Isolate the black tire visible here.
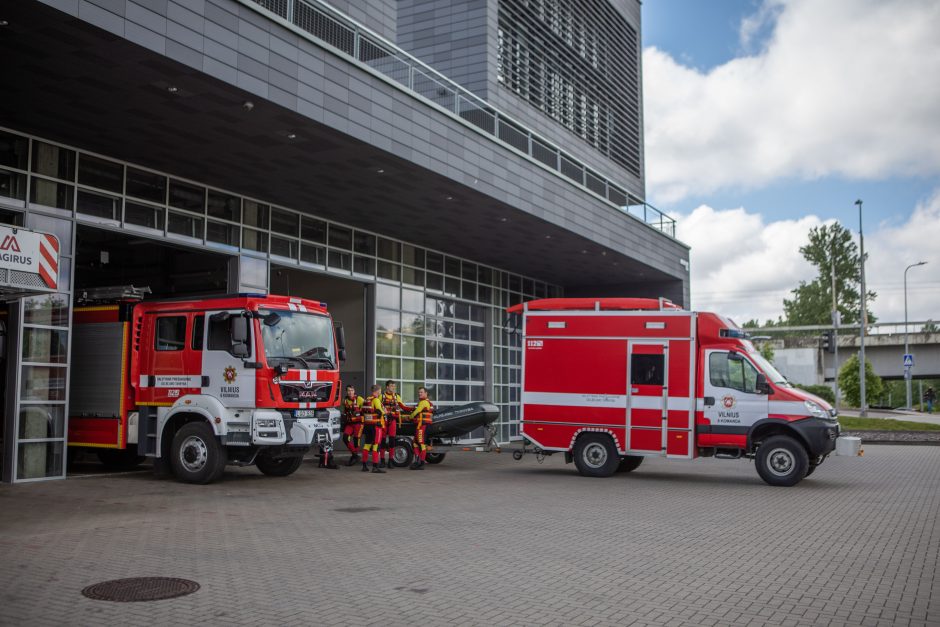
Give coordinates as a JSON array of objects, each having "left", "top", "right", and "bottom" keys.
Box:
[
  {"left": 97, "top": 447, "right": 146, "bottom": 470},
  {"left": 755, "top": 435, "right": 809, "bottom": 487},
  {"left": 425, "top": 451, "right": 446, "bottom": 464},
  {"left": 169, "top": 422, "right": 227, "bottom": 484},
  {"left": 572, "top": 433, "right": 619, "bottom": 477},
  {"left": 391, "top": 438, "right": 414, "bottom": 468},
  {"left": 512, "top": 449, "right": 524, "bottom": 461},
  {"left": 617, "top": 455, "right": 644, "bottom": 473},
  {"left": 256, "top": 453, "right": 304, "bottom": 477}
]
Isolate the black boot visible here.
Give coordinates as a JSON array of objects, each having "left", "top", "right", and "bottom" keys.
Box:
[
  {"left": 347, "top": 454, "right": 359, "bottom": 466},
  {"left": 371, "top": 466, "right": 386, "bottom": 474},
  {"left": 361, "top": 462, "right": 370, "bottom": 472},
  {"left": 410, "top": 460, "right": 420, "bottom": 470},
  {"left": 378, "top": 459, "right": 387, "bottom": 469}
]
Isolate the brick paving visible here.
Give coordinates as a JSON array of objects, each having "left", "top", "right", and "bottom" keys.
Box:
[{"left": 0, "top": 445, "right": 938, "bottom": 627}]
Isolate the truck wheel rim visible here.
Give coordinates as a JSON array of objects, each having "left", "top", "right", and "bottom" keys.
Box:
[
  {"left": 766, "top": 447, "right": 794, "bottom": 477},
  {"left": 583, "top": 443, "right": 608, "bottom": 468},
  {"left": 393, "top": 445, "right": 409, "bottom": 465},
  {"left": 180, "top": 436, "right": 208, "bottom": 472}
]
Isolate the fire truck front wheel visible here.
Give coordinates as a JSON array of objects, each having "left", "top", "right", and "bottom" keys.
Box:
[
  {"left": 170, "top": 422, "right": 227, "bottom": 484},
  {"left": 755, "top": 435, "right": 809, "bottom": 487},
  {"left": 573, "top": 433, "right": 619, "bottom": 477}
]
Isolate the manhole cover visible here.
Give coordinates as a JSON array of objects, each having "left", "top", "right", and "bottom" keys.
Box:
[{"left": 81, "top": 577, "right": 200, "bottom": 602}]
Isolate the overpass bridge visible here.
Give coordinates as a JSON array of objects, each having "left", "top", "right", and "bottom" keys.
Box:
[{"left": 751, "top": 321, "right": 940, "bottom": 385}]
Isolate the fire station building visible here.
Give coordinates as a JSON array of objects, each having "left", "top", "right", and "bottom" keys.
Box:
[{"left": 0, "top": 0, "right": 689, "bottom": 482}]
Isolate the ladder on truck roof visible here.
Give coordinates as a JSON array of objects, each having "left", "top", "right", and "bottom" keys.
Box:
[{"left": 77, "top": 285, "right": 151, "bottom": 304}]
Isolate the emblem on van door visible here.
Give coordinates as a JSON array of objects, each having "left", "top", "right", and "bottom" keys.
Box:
[
  {"left": 223, "top": 366, "right": 237, "bottom": 384},
  {"left": 722, "top": 395, "right": 736, "bottom": 409}
]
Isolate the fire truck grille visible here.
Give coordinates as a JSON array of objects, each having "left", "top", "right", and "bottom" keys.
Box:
[{"left": 279, "top": 382, "right": 332, "bottom": 403}]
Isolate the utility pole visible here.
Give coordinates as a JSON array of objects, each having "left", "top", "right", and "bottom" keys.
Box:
[
  {"left": 831, "top": 239, "right": 840, "bottom": 413},
  {"left": 855, "top": 199, "right": 867, "bottom": 417},
  {"left": 904, "top": 261, "right": 927, "bottom": 409}
]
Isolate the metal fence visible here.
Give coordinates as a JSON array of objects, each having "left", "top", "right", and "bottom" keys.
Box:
[{"left": 245, "top": 0, "right": 677, "bottom": 239}]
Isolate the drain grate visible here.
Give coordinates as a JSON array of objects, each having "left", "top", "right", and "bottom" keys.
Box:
[
  {"left": 333, "top": 506, "right": 383, "bottom": 513},
  {"left": 81, "top": 577, "right": 200, "bottom": 602}
]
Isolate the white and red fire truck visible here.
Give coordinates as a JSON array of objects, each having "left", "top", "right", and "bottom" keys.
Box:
[
  {"left": 68, "top": 287, "right": 343, "bottom": 483},
  {"left": 509, "top": 297, "right": 854, "bottom": 486}
]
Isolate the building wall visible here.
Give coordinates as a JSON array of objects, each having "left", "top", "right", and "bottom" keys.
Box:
[
  {"left": 396, "top": 0, "right": 645, "bottom": 205},
  {"left": 397, "top": 0, "right": 489, "bottom": 97},
  {"left": 321, "top": 0, "right": 398, "bottom": 42}
]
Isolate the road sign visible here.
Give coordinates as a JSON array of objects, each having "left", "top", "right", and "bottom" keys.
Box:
[{"left": 903, "top": 354, "right": 914, "bottom": 367}]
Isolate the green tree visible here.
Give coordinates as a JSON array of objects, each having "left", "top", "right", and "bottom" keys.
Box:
[
  {"left": 923, "top": 320, "right": 939, "bottom": 333},
  {"left": 757, "top": 341, "right": 775, "bottom": 363},
  {"left": 782, "top": 223, "right": 877, "bottom": 326},
  {"left": 837, "top": 354, "right": 884, "bottom": 408}
]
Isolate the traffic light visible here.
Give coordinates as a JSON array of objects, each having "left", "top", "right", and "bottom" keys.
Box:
[{"left": 820, "top": 330, "right": 835, "bottom": 353}]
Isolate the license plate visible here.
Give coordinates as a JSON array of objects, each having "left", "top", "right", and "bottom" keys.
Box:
[{"left": 294, "top": 409, "right": 317, "bottom": 418}]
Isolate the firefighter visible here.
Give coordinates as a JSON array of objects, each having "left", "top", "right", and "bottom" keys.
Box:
[
  {"left": 380, "top": 380, "right": 411, "bottom": 469},
  {"left": 360, "top": 384, "right": 387, "bottom": 473},
  {"left": 408, "top": 386, "right": 434, "bottom": 470},
  {"left": 341, "top": 385, "right": 364, "bottom": 466}
]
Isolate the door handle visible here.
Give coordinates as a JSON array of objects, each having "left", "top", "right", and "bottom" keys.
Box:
[
  {"left": 202, "top": 376, "right": 210, "bottom": 387},
  {"left": 704, "top": 396, "right": 715, "bottom": 407}
]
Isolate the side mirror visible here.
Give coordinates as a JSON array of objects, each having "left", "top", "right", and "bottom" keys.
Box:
[
  {"left": 338, "top": 348, "right": 347, "bottom": 363},
  {"left": 728, "top": 351, "right": 744, "bottom": 362},
  {"left": 232, "top": 316, "right": 248, "bottom": 342},
  {"left": 756, "top": 373, "right": 772, "bottom": 395},
  {"left": 231, "top": 315, "right": 249, "bottom": 357},
  {"left": 335, "top": 324, "right": 346, "bottom": 351}
]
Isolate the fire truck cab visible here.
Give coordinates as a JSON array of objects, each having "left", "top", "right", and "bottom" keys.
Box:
[
  {"left": 510, "top": 298, "right": 851, "bottom": 486},
  {"left": 68, "top": 287, "right": 342, "bottom": 483}
]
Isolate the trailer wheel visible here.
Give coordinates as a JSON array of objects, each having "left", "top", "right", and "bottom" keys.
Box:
[
  {"left": 97, "top": 447, "right": 146, "bottom": 470},
  {"left": 170, "top": 422, "right": 227, "bottom": 484},
  {"left": 755, "top": 435, "right": 808, "bottom": 487},
  {"left": 617, "top": 455, "right": 644, "bottom": 473},
  {"left": 391, "top": 439, "right": 414, "bottom": 468},
  {"left": 256, "top": 453, "right": 304, "bottom": 477},
  {"left": 512, "top": 449, "right": 524, "bottom": 461},
  {"left": 573, "top": 433, "right": 619, "bottom": 477},
  {"left": 425, "top": 452, "right": 446, "bottom": 464}
]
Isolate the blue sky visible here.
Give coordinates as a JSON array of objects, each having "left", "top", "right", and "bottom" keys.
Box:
[{"left": 638, "top": 0, "right": 940, "bottom": 323}]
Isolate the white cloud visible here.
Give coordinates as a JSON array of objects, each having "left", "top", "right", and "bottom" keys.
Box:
[
  {"left": 644, "top": 0, "right": 940, "bottom": 204},
  {"left": 679, "top": 191, "right": 940, "bottom": 324},
  {"left": 866, "top": 190, "right": 940, "bottom": 323}
]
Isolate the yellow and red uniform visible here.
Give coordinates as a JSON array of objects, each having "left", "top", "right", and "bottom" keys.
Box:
[
  {"left": 342, "top": 394, "right": 364, "bottom": 457},
  {"left": 381, "top": 391, "right": 411, "bottom": 464},
  {"left": 409, "top": 398, "right": 434, "bottom": 465},
  {"left": 361, "top": 394, "right": 387, "bottom": 469}
]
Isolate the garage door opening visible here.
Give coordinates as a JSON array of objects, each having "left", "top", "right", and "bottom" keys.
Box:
[
  {"left": 74, "top": 225, "right": 233, "bottom": 299},
  {"left": 271, "top": 266, "right": 368, "bottom": 394}
]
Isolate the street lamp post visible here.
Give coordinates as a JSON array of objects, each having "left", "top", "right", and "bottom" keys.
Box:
[
  {"left": 904, "top": 261, "right": 928, "bottom": 409},
  {"left": 855, "top": 199, "right": 867, "bottom": 417}
]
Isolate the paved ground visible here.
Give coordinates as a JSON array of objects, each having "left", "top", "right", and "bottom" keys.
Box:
[{"left": 1, "top": 446, "right": 938, "bottom": 627}]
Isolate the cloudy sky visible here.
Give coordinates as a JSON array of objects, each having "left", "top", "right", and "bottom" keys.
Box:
[{"left": 641, "top": 0, "right": 940, "bottom": 325}]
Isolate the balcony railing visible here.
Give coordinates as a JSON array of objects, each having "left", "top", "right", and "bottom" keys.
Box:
[{"left": 243, "top": 0, "right": 677, "bottom": 239}]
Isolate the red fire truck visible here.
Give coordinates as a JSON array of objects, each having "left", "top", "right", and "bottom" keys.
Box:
[
  {"left": 68, "top": 287, "right": 343, "bottom": 483},
  {"left": 509, "top": 298, "right": 851, "bottom": 486}
]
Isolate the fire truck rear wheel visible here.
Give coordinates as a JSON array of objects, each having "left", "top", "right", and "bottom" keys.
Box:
[
  {"left": 256, "top": 453, "right": 304, "bottom": 476},
  {"left": 170, "top": 422, "right": 227, "bottom": 484},
  {"left": 573, "top": 433, "right": 619, "bottom": 477},
  {"left": 755, "top": 435, "right": 809, "bottom": 487},
  {"left": 617, "top": 455, "right": 644, "bottom": 473}
]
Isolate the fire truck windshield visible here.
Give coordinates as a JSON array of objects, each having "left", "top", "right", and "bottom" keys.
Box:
[
  {"left": 260, "top": 309, "right": 335, "bottom": 369},
  {"left": 748, "top": 350, "right": 790, "bottom": 386}
]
